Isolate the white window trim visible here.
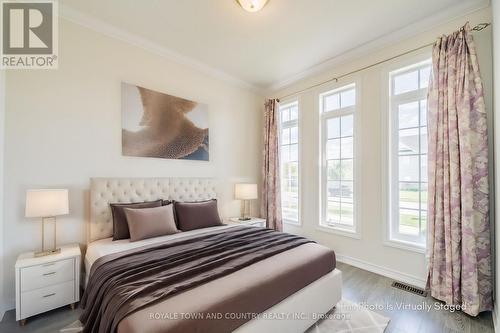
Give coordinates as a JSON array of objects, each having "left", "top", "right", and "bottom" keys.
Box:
[
  {"left": 318, "top": 80, "right": 362, "bottom": 238},
  {"left": 279, "top": 98, "right": 301, "bottom": 226},
  {"left": 381, "top": 50, "right": 431, "bottom": 253},
  {"left": 316, "top": 225, "right": 362, "bottom": 239}
]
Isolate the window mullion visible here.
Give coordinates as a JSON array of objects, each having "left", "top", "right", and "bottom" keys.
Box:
[
  {"left": 339, "top": 116, "right": 343, "bottom": 223},
  {"left": 418, "top": 100, "right": 422, "bottom": 237}
]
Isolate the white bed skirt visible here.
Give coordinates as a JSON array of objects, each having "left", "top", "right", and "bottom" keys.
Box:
[{"left": 234, "top": 268, "right": 342, "bottom": 333}]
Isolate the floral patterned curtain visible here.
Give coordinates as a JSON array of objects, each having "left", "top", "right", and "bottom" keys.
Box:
[
  {"left": 426, "top": 23, "right": 492, "bottom": 316},
  {"left": 261, "top": 99, "right": 282, "bottom": 231}
]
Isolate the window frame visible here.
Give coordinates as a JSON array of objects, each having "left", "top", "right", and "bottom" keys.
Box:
[
  {"left": 278, "top": 99, "right": 301, "bottom": 226},
  {"left": 318, "top": 82, "right": 361, "bottom": 238},
  {"left": 382, "top": 52, "right": 431, "bottom": 252}
]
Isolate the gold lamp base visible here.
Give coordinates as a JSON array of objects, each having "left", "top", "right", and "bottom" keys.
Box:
[
  {"left": 35, "top": 248, "right": 61, "bottom": 257},
  {"left": 35, "top": 216, "right": 60, "bottom": 257},
  {"left": 240, "top": 199, "right": 253, "bottom": 221}
]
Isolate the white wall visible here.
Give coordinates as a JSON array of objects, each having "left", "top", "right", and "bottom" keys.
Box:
[
  {"left": 2, "top": 19, "right": 263, "bottom": 309},
  {"left": 493, "top": 0, "right": 500, "bottom": 330},
  {"left": 272, "top": 7, "right": 493, "bottom": 287},
  {"left": 0, "top": 67, "right": 5, "bottom": 319}
]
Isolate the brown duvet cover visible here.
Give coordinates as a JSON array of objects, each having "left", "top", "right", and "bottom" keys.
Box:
[{"left": 81, "top": 226, "right": 336, "bottom": 333}]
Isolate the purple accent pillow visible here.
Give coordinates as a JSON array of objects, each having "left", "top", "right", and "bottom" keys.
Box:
[
  {"left": 174, "top": 199, "right": 222, "bottom": 231},
  {"left": 110, "top": 200, "right": 162, "bottom": 240},
  {"left": 124, "top": 204, "right": 179, "bottom": 242}
]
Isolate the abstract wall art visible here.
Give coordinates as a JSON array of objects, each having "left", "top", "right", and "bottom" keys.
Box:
[{"left": 121, "top": 82, "right": 209, "bottom": 161}]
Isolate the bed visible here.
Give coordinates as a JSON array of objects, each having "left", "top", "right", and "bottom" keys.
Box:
[{"left": 83, "top": 177, "right": 342, "bottom": 333}]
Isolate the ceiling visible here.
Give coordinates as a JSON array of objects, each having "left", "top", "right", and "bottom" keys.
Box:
[{"left": 61, "top": 0, "right": 487, "bottom": 89}]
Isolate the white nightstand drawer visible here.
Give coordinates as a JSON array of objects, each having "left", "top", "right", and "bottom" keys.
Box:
[
  {"left": 21, "top": 258, "right": 74, "bottom": 292},
  {"left": 16, "top": 244, "right": 81, "bottom": 322},
  {"left": 20, "top": 280, "right": 75, "bottom": 319}
]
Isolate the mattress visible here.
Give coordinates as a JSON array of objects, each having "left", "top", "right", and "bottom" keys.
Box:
[
  {"left": 84, "top": 225, "right": 235, "bottom": 284},
  {"left": 84, "top": 226, "right": 336, "bottom": 333}
]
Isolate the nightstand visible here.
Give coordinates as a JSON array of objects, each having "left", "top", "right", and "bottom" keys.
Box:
[
  {"left": 15, "top": 243, "right": 81, "bottom": 325},
  {"left": 228, "top": 217, "right": 266, "bottom": 228}
]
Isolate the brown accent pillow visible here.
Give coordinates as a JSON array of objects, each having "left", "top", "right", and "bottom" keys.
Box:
[
  {"left": 163, "top": 200, "right": 179, "bottom": 227},
  {"left": 110, "top": 200, "right": 162, "bottom": 240},
  {"left": 124, "top": 204, "right": 179, "bottom": 242},
  {"left": 174, "top": 199, "right": 223, "bottom": 231}
]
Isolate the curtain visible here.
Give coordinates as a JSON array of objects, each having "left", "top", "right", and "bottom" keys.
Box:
[
  {"left": 261, "top": 99, "right": 282, "bottom": 231},
  {"left": 426, "top": 23, "right": 492, "bottom": 316}
]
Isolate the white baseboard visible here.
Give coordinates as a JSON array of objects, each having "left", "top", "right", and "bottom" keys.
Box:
[
  {"left": 493, "top": 305, "right": 500, "bottom": 333},
  {"left": 0, "top": 300, "right": 9, "bottom": 322},
  {"left": 336, "top": 253, "right": 427, "bottom": 288},
  {"left": 1, "top": 299, "right": 15, "bottom": 319}
]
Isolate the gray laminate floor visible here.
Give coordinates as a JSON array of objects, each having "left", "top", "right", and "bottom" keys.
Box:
[
  {"left": 337, "top": 262, "right": 494, "bottom": 333},
  {"left": 0, "top": 262, "right": 494, "bottom": 333}
]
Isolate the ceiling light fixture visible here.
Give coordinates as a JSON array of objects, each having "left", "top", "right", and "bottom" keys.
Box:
[{"left": 236, "top": 0, "right": 269, "bottom": 12}]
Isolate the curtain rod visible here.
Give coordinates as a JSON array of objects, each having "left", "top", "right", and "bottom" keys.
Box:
[{"left": 277, "top": 22, "right": 491, "bottom": 101}]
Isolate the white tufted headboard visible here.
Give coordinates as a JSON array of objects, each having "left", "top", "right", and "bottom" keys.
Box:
[{"left": 89, "top": 177, "right": 217, "bottom": 243}]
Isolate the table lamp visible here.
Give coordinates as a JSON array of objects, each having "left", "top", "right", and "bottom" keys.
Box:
[
  {"left": 25, "top": 189, "right": 69, "bottom": 257},
  {"left": 234, "top": 183, "right": 258, "bottom": 221}
]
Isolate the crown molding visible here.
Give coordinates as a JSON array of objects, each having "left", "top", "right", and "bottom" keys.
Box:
[
  {"left": 268, "top": 0, "right": 491, "bottom": 93},
  {"left": 59, "top": 4, "right": 263, "bottom": 95},
  {"left": 58, "top": 1, "right": 489, "bottom": 96}
]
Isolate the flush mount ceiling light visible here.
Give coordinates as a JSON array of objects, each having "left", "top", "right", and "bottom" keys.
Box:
[{"left": 236, "top": 0, "right": 269, "bottom": 12}]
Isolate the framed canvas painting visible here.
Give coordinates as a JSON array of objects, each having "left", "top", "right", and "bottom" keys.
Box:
[{"left": 121, "top": 82, "right": 209, "bottom": 161}]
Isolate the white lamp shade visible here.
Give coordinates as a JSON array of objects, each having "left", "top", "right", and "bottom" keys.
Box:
[
  {"left": 234, "top": 184, "right": 258, "bottom": 200},
  {"left": 25, "top": 189, "right": 69, "bottom": 218}
]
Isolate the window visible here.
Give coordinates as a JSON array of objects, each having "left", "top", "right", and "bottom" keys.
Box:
[
  {"left": 320, "top": 84, "right": 357, "bottom": 233},
  {"left": 279, "top": 101, "right": 299, "bottom": 224},
  {"left": 388, "top": 60, "right": 431, "bottom": 247}
]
